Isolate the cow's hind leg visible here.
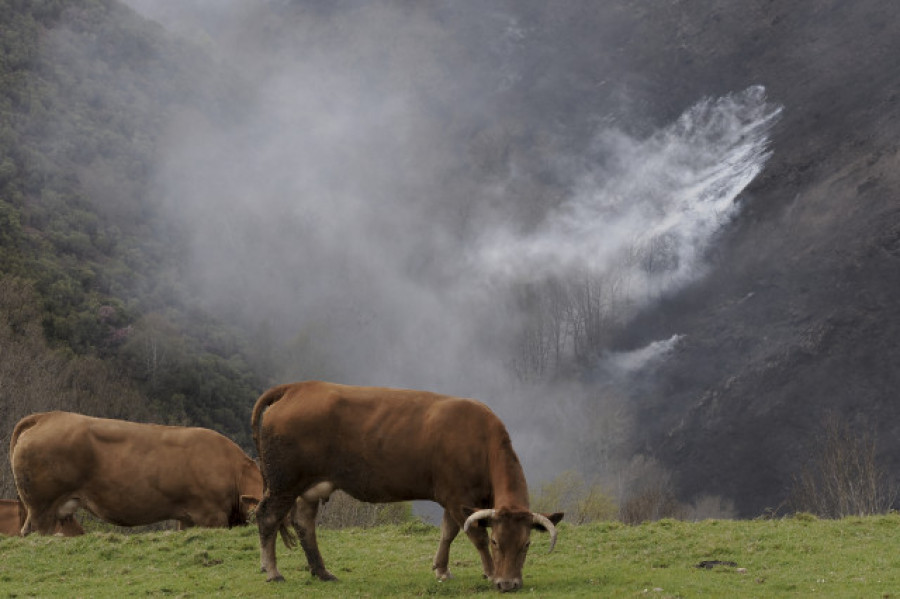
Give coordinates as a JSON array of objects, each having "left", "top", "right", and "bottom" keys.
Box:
[
  {"left": 21, "top": 496, "right": 72, "bottom": 536},
  {"left": 26, "top": 508, "right": 61, "bottom": 536},
  {"left": 256, "top": 492, "right": 296, "bottom": 582},
  {"left": 291, "top": 495, "right": 337, "bottom": 581},
  {"left": 53, "top": 498, "right": 80, "bottom": 537},
  {"left": 432, "top": 510, "right": 460, "bottom": 581}
]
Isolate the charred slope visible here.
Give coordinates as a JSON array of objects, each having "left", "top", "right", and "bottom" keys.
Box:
[{"left": 614, "top": 0, "right": 900, "bottom": 514}]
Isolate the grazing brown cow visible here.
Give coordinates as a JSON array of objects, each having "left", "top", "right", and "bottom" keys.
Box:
[
  {"left": 0, "top": 499, "right": 84, "bottom": 537},
  {"left": 252, "top": 381, "right": 563, "bottom": 592},
  {"left": 9, "top": 411, "right": 263, "bottom": 534}
]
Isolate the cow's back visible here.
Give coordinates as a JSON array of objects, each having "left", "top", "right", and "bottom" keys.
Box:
[{"left": 256, "top": 381, "right": 501, "bottom": 504}]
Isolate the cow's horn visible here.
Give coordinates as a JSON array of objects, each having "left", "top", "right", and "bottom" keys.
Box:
[
  {"left": 532, "top": 512, "right": 558, "bottom": 553},
  {"left": 463, "top": 509, "right": 496, "bottom": 532}
]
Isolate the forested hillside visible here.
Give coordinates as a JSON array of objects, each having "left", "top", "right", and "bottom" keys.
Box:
[
  {"left": 1, "top": 0, "right": 898, "bottom": 518},
  {"left": 0, "top": 0, "right": 266, "bottom": 495}
]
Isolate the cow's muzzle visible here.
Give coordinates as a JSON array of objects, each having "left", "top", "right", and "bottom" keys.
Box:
[{"left": 494, "top": 577, "right": 522, "bottom": 592}]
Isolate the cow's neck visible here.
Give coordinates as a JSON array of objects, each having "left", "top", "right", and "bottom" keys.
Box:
[{"left": 489, "top": 430, "right": 530, "bottom": 510}]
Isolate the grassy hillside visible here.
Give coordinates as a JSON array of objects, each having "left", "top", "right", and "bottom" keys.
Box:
[{"left": 2, "top": 516, "right": 900, "bottom": 597}]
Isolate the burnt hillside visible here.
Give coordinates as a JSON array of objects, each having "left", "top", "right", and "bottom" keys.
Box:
[{"left": 608, "top": 0, "right": 900, "bottom": 514}]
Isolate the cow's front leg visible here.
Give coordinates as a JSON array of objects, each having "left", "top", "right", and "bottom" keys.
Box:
[
  {"left": 256, "top": 493, "right": 296, "bottom": 582},
  {"left": 291, "top": 497, "right": 337, "bottom": 581},
  {"left": 194, "top": 512, "right": 229, "bottom": 528},
  {"left": 432, "top": 510, "right": 460, "bottom": 581},
  {"left": 464, "top": 523, "right": 494, "bottom": 581}
]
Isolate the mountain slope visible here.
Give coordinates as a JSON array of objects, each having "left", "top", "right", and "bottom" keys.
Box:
[
  {"left": 2, "top": 0, "right": 898, "bottom": 516},
  {"left": 611, "top": 0, "right": 900, "bottom": 514}
]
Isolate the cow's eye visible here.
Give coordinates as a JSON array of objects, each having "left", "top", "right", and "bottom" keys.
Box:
[
  {"left": 525, "top": 540, "right": 531, "bottom": 548},
  {"left": 491, "top": 537, "right": 498, "bottom": 547}
]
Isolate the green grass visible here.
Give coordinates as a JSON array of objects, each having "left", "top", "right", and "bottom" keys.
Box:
[{"left": 2, "top": 514, "right": 900, "bottom": 597}]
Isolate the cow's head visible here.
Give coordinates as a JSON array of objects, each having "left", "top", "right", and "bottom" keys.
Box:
[
  {"left": 235, "top": 459, "right": 264, "bottom": 525},
  {"left": 239, "top": 495, "right": 260, "bottom": 523},
  {"left": 464, "top": 507, "right": 563, "bottom": 592}
]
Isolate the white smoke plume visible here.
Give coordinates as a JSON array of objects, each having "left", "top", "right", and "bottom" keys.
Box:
[
  {"left": 607, "top": 334, "right": 684, "bottom": 374},
  {"left": 475, "top": 85, "right": 782, "bottom": 306},
  {"left": 132, "top": 5, "right": 781, "bottom": 390}
]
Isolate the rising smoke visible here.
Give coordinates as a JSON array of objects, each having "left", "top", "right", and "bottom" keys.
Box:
[
  {"left": 476, "top": 86, "right": 781, "bottom": 295},
  {"left": 121, "top": 1, "right": 781, "bottom": 488}
]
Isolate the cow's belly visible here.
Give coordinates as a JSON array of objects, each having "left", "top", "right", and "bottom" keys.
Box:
[
  {"left": 292, "top": 446, "right": 439, "bottom": 504},
  {"left": 77, "top": 481, "right": 201, "bottom": 526},
  {"left": 86, "top": 504, "right": 178, "bottom": 526},
  {"left": 336, "top": 475, "right": 433, "bottom": 504}
]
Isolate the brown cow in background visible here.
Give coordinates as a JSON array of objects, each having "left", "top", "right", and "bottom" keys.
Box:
[
  {"left": 9, "top": 411, "right": 264, "bottom": 534},
  {"left": 252, "top": 381, "right": 563, "bottom": 592},
  {"left": 0, "top": 499, "right": 83, "bottom": 537}
]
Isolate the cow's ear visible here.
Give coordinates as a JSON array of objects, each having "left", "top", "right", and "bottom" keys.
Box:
[
  {"left": 461, "top": 506, "right": 491, "bottom": 528},
  {"left": 240, "top": 495, "right": 260, "bottom": 520},
  {"left": 532, "top": 512, "right": 564, "bottom": 531}
]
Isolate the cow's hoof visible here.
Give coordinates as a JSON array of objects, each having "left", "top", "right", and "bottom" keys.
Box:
[
  {"left": 434, "top": 569, "right": 453, "bottom": 581},
  {"left": 266, "top": 574, "right": 285, "bottom": 583},
  {"left": 314, "top": 570, "right": 338, "bottom": 582}
]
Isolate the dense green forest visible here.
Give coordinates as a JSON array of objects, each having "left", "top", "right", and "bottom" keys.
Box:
[{"left": 0, "top": 0, "right": 269, "bottom": 495}]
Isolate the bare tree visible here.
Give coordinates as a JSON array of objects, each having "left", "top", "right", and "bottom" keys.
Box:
[
  {"left": 616, "top": 455, "right": 686, "bottom": 524},
  {"left": 315, "top": 491, "right": 412, "bottom": 529},
  {"left": 789, "top": 414, "right": 896, "bottom": 518},
  {"left": 0, "top": 277, "right": 154, "bottom": 498}
]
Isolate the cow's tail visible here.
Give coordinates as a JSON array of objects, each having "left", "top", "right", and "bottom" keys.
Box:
[
  {"left": 278, "top": 516, "right": 298, "bottom": 550},
  {"left": 17, "top": 498, "right": 27, "bottom": 531},
  {"left": 8, "top": 412, "right": 43, "bottom": 463},
  {"left": 250, "top": 385, "right": 298, "bottom": 550},
  {"left": 9, "top": 413, "right": 44, "bottom": 533},
  {"left": 251, "top": 384, "right": 292, "bottom": 456}
]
